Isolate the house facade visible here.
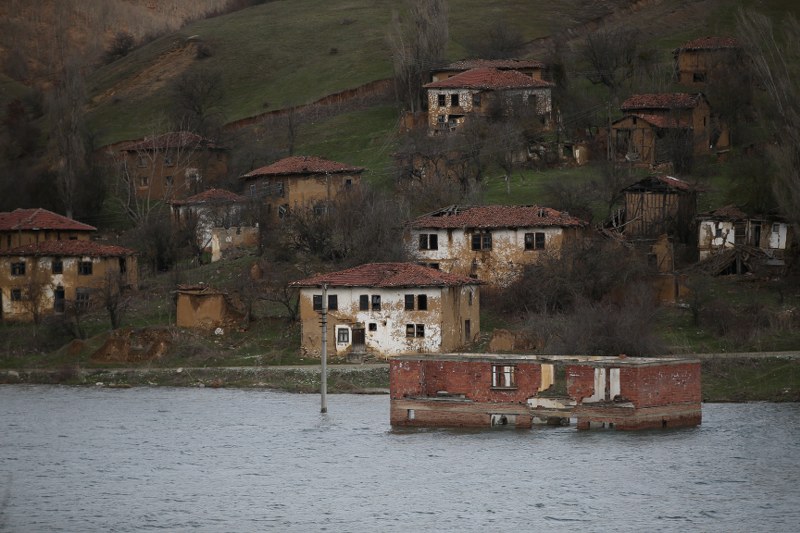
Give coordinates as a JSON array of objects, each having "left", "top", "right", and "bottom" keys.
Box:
[
  {"left": 673, "top": 36, "right": 740, "bottom": 87},
  {"left": 0, "top": 240, "right": 138, "bottom": 321},
  {"left": 291, "top": 263, "right": 481, "bottom": 360},
  {"left": 423, "top": 67, "right": 554, "bottom": 134},
  {"left": 175, "top": 284, "right": 243, "bottom": 329},
  {"left": 621, "top": 175, "right": 698, "bottom": 243},
  {"left": 240, "top": 155, "right": 363, "bottom": 224},
  {"left": 169, "top": 188, "right": 257, "bottom": 262},
  {"left": 611, "top": 93, "right": 727, "bottom": 165},
  {"left": 430, "top": 58, "right": 546, "bottom": 83},
  {"left": 120, "top": 131, "right": 228, "bottom": 201},
  {"left": 0, "top": 208, "right": 95, "bottom": 251},
  {"left": 390, "top": 353, "right": 702, "bottom": 430},
  {"left": 697, "top": 205, "right": 792, "bottom": 261},
  {"left": 407, "top": 205, "right": 588, "bottom": 287}
]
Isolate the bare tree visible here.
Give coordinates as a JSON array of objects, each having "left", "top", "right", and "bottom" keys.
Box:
[
  {"left": 170, "top": 68, "right": 225, "bottom": 137},
  {"left": 466, "top": 19, "right": 527, "bottom": 59},
  {"left": 387, "top": 0, "right": 449, "bottom": 113},
  {"left": 582, "top": 27, "right": 649, "bottom": 103},
  {"left": 101, "top": 270, "right": 130, "bottom": 329},
  {"left": 737, "top": 10, "right": 800, "bottom": 242}
]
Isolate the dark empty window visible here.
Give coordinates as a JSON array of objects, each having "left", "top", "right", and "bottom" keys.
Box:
[
  {"left": 524, "top": 232, "right": 545, "bottom": 250},
  {"left": 693, "top": 72, "right": 707, "bottom": 83},
  {"left": 406, "top": 323, "right": 425, "bottom": 338},
  {"left": 313, "top": 295, "right": 323, "bottom": 311},
  {"left": 52, "top": 259, "right": 63, "bottom": 274},
  {"left": 359, "top": 295, "right": 369, "bottom": 311},
  {"left": 472, "top": 93, "right": 481, "bottom": 107},
  {"left": 328, "top": 295, "right": 337, "bottom": 310},
  {"left": 419, "top": 233, "right": 438, "bottom": 250},
  {"left": 471, "top": 232, "right": 492, "bottom": 250},
  {"left": 417, "top": 294, "right": 427, "bottom": 310},
  {"left": 438, "top": 94, "right": 446, "bottom": 106},
  {"left": 11, "top": 288, "right": 22, "bottom": 301},
  {"left": 405, "top": 294, "right": 415, "bottom": 310},
  {"left": 11, "top": 262, "right": 25, "bottom": 276},
  {"left": 78, "top": 261, "right": 93, "bottom": 276},
  {"left": 368, "top": 322, "right": 377, "bottom": 331},
  {"left": 371, "top": 295, "right": 381, "bottom": 311},
  {"left": 451, "top": 94, "right": 459, "bottom": 106}
]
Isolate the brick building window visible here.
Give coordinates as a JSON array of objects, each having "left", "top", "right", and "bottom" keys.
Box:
[
  {"left": 471, "top": 232, "right": 492, "bottom": 250},
  {"left": 359, "top": 295, "right": 369, "bottom": 311},
  {"left": 52, "top": 259, "right": 63, "bottom": 274},
  {"left": 11, "top": 262, "right": 25, "bottom": 276},
  {"left": 10, "top": 288, "right": 22, "bottom": 301},
  {"left": 78, "top": 261, "right": 93, "bottom": 276},
  {"left": 419, "top": 233, "right": 438, "bottom": 250},
  {"left": 492, "top": 365, "right": 516, "bottom": 388},
  {"left": 524, "top": 232, "right": 545, "bottom": 250},
  {"left": 406, "top": 323, "right": 425, "bottom": 338}
]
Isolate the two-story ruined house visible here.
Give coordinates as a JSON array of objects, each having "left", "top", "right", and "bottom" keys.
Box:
[
  {"left": 0, "top": 240, "right": 138, "bottom": 321},
  {"left": 169, "top": 188, "right": 256, "bottom": 262},
  {"left": 407, "top": 205, "right": 588, "bottom": 287},
  {"left": 120, "top": 131, "right": 228, "bottom": 201},
  {"left": 0, "top": 208, "right": 96, "bottom": 251},
  {"left": 673, "top": 36, "right": 741, "bottom": 88},
  {"left": 240, "top": 156, "right": 363, "bottom": 224},
  {"left": 291, "top": 263, "right": 481, "bottom": 360},
  {"left": 423, "top": 67, "right": 554, "bottom": 134},
  {"left": 611, "top": 93, "right": 728, "bottom": 167}
]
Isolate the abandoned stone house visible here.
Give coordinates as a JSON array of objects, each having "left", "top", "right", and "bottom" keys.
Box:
[
  {"left": 175, "top": 284, "right": 244, "bottom": 329},
  {"left": 430, "top": 58, "right": 547, "bottom": 83},
  {"left": 0, "top": 208, "right": 95, "bottom": 251},
  {"left": 695, "top": 205, "right": 792, "bottom": 274},
  {"left": 0, "top": 240, "right": 138, "bottom": 321},
  {"left": 119, "top": 131, "right": 228, "bottom": 201},
  {"left": 240, "top": 155, "right": 363, "bottom": 224},
  {"left": 423, "top": 67, "right": 554, "bottom": 134},
  {"left": 169, "top": 188, "right": 257, "bottom": 262},
  {"left": 620, "top": 175, "right": 698, "bottom": 244},
  {"left": 291, "top": 262, "right": 481, "bottom": 360},
  {"left": 673, "top": 36, "right": 740, "bottom": 88},
  {"left": 611, "top": 93, "right": 728, "bottom": 166},
  {"left": 407, "top": 205, "right": 588, "bottom": 287},
  {"left": 390, "top": 353, "right": 702, "bottom": 430}
]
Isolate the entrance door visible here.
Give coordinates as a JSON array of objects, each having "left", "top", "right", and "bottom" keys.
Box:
[
  {"left": 352, "top": 328, "right": 366, "bottom": 352},
  {"left": 464, "top": 319, "right": 471, "bottom": 342},
  {"left": 54, "top": 286, "right": 65, "bottom": 313},
  {"left": 751, "top": 223, "right": 762, "bottom": 247}
]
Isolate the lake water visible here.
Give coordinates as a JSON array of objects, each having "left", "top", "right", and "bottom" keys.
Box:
[{"left": 1, "top": 386, "right": 798, "bottom": 532}]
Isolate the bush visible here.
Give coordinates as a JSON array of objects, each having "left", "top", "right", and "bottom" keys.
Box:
[{"left": 103, "top": 32, "right": 136, "bottom": 64}]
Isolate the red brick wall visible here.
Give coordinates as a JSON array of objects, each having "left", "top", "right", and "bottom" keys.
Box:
[
  {"left": 390, "top": 359, "right": 542, "bottom": 403},
  {"left": 566, "top": 365, "right": 596, "bottom": 401},
  {"left": 620, "top": 363, "right": 701, "bottom": 407}
]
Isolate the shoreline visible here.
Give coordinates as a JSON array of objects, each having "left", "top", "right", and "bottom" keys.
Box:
[{"left": 1, "top": 354, "right": 799, "bottom": 402}]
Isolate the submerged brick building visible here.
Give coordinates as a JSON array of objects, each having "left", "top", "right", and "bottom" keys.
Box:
[{"left": 390, "top": 354, "right": 701, "bottom": 431}]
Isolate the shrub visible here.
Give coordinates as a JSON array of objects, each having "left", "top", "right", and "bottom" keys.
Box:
[{"left": 103, "top": 32, "right": 136, "bottom": 64}]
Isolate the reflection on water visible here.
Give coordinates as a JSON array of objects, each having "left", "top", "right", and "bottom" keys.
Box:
[{"left": 1, "top": 386, "right": 799, "bottom": 532}]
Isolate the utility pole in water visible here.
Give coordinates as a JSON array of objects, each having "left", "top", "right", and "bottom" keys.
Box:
[{"left": 320, "top": 284, "right": 328, "bottom": 413}]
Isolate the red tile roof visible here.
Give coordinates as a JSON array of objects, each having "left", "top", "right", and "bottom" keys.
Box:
[
  {"left": 170, "top": 188, "right": 248, "bottom": 206},
  {"left": 0, "top": 208, "right": 96, "bottom": 232},
  {"left": 624, "top": 175, "right": 695, "bottom": 193},
  {"left": 122, "top": 131, "right": 222, "bottom": 151},
  {"left": 291, "top": 262, "right": 479, "bottom": 288},
  {"left": 679, "top": 37, "right": 738, "bottom": 50},
  {"left": 621, "top": 93, "right": 703, "bottom": 111},
  {"left": 613, "top": 113, "right": 690, "bottom": 129},
  {"left": 699, "top": 205, "right": 748, "bottom": 220},
  {"left": 435, "top": 59, "right": 546, "bottom": 72},
  {"left": 410, "top": 205, "right": 587, "bottom": 230},
  {"left": 425, "top": 68, "right": 554, "bottom": 90},
  {"left": 0, "top": 240, "right": 136, "bottom": 257},
  {"left": 241, "top": 156, "right": 365, "bottom": 179}
]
